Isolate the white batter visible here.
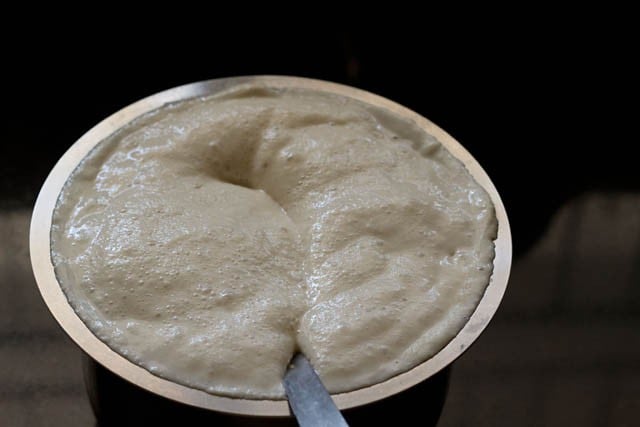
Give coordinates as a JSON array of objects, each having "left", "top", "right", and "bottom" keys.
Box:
[{"left": 51, "top": 85, "right": 497, "bottom": 399}]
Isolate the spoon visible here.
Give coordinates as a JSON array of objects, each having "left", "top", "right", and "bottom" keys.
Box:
[{"left": 283, "top": 353, "right": 349, "bottom": 427}]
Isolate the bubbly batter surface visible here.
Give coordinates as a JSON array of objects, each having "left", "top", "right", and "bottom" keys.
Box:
[{"left": 51, "top": 85, "right": 497, "bottom": 399}]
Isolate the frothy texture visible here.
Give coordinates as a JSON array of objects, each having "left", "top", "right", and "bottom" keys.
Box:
[{"left": 51, "top": 86, "right": 497, "bottom": 399}]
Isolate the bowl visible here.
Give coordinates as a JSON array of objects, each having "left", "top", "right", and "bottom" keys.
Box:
[{"left": 30, "top": 76, "right": 511, "bottom": 417}]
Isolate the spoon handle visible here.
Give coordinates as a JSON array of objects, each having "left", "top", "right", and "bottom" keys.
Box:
[{"left": 283, "top": 353, "right": 349, "bottom": 427}]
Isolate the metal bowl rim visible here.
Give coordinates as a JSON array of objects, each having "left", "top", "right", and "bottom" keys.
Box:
[{"left": 29, "top": 76, "right": 512, "bottom": 417}]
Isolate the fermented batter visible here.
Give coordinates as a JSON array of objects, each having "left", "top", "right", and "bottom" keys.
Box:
[{"left": 51, "top": 85, "right": 497, "bottom": 399}]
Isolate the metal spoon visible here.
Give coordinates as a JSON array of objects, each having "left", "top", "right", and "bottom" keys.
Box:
[{"left": 283, "top": 353, "right": 349, "bottom": 427}]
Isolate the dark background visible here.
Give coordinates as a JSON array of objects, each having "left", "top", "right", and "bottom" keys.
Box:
[
  {"left": 3, "top": 20, "right": 636, "bottom": 253},
  {"left": 2, "top": 17, "right": 638, "bottom": 426}
]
